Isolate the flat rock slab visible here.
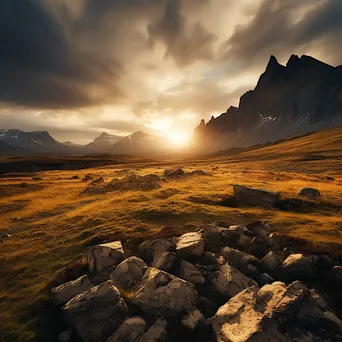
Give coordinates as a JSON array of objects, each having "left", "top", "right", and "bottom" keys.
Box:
[
  {"left": 51, "top": 275, "right": 94, "bottom": 306},
  {"left": 87, "top": 241, "right": 126, "bottom": 274},
  {"left": 63, "top": 280, "right": 128, "bottom": 342},
  {"left": 108, "top": 317, "right": 146, "bottom": 342},
  {"left": 233, "top": 184, "right": 280, "bottom": 208}
]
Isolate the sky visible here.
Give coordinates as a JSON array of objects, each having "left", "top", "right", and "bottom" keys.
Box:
[{"left": 1, "top": 0, "right": 342, "bottom": 144}]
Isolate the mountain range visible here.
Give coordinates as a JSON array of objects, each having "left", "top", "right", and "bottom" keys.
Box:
[
  {"left": 2, "top": 54, "right": 342, "bottom": 157},
  {"left": 194, "top": 54, "right": 342, "bottom": 152},
  {"left": 0, "top": 129, "right": 168, "bottom": 156}
]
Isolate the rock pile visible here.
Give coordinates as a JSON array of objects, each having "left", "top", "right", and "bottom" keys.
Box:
[{"left": 51, "top": 221, "right": 342, "bottom": 342}]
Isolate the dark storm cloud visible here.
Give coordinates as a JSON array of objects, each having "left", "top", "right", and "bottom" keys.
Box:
[
  {"left": 221, "top": 0, "right": 342, "bottom": 71},
  {"left": 0, "top": 0, "right": 123, "bottom": 109},
  {"left": 147, "top": 0, "right": 216, "bottom": 66}
]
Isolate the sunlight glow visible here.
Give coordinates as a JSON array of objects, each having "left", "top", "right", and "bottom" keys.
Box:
[{"left": 167, "top": 131, "right": 191, "bottom": 147}]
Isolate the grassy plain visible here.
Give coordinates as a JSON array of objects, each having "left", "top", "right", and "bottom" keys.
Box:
[{"left": 0, "top": 127, "right": 342, "bottom": 341}]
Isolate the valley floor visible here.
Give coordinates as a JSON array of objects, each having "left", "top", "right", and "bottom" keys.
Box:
[{"left": 0, "top": 127, "right": 342, "bottom": 341}]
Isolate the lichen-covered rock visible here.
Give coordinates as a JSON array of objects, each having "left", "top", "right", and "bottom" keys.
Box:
[
  {"left": 139, "top": 318, "right": 168, "bottom": 342},
  {"left": 233, "top": 184, "right": 280, "bottom": 208},
  {"left": 214, "top": 264, "right": 257, "bottom": 298},
  {"left": 51, "top": 275, "right": 94, "bottom": 306},
  {"left": 211, "top": 281, "right": 342, "bottom": 342},
  {"left": 176, "top": 232, "right": 205, "bottom": 258},
  {"left": 111, "top": 257, "right": 147, "bottom": 291},
  {"left": 297, "top": 187, "right": 320, "bottom": 200},
  {"left": 330, "top": 265, "right": 342, "bottom": 287},
  {"left": 107, "top": 317, "right": 146, "bottom": 342},
  {"left": 152, "top": 251, "right": 177, "bottom": 271},
  {"left": 180, "top": 260, "right": 205, "bottom": 285},
  {"left": 181, "top": 309, "right": 205, "bottom": 330},
  {"left": 278, "top": 253, "right": 317, "bottom": 281},
  {"left": 120, "top": 267, "right": 198, "bottom": 316},
  {"left": 63, "top": 281, "right": 128, "bottom": 342},
  {"left": 87, "top": 241, "right": 126, "bottom": 275}
]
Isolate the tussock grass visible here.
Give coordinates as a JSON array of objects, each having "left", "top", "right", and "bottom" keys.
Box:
[{"left": 0, "top": 127, "right": 342, "bottom": 341}]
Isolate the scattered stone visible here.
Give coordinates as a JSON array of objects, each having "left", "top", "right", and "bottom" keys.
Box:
[
  {"left": 211, "top": 281, "right": 341, "bottom": 342},
  {"left": 107, "top": 317, "right": 146, "bottom": 342},
  {"left": 57, "top": 328, "right": 73, "bottom": 342},
  {"left": 220, "top": 247, "right": 259, "bottom": 272},
  {"left": 233, "top": 184, "right": 280, "bottom": 208},
  {"left": 181, "top": 309, "right": 205, "bottom": 330},
  {"left": 257, "top": 272, "right": 274, "bottom": 286},
  {"left": 111, "top": 257, "right": 148, "bottom": 291},
  {"left": 139, "top": 238, "right": 175, "bottom": 261},
  {"left": 176, "top": 232, "right": 205, "bottom": 258},
  {"left": 107, "top": 173, "right": 161, "bottom": 191},
  {"left": 51, "top": 275, "right": 94, "bottom": 306},
  {"left": 260, "top": 251, "right": 282, "bottom": 272},
  {"left": 180, "top": 260, "right": 205, "bottom": 285},
  {"left": 117, "top": 267, "right": 198, "bottom": 316},
  {"left": 63, "top": 280, "right": 128, "bottom": 342},
  {"left": 139, "top": 318, "right": 168, "bottom": 342},
  {"left": 82, "top": 175, "right": 94, "bottom": 182},
  {"left": 87, "top": 241, "right": 126, "bottom": 275},
  {"left": 278, "top": 253, "right": 317, "bottom": 281},
  {"left": 152, "top": 251, "right": 177, "bottom": 272},
  {"left": 214, "top": 264, "right": 257, "bottom": 298},
  {"left": 190, "top": 170, "right": 208, "bottom": 176},
  {"left": 297, "top": 187, "right": 321, "bottom": 200},
  {"left": 164, "top": 168, "right": 184, "bottom": 177}
]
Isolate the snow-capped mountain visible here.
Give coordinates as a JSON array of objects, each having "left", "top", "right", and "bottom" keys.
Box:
[{"left": 86, "top": 132, "right": 123, "bottom": 152}]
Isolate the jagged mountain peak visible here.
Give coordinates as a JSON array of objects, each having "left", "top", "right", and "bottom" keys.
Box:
[{"left": 194, "top": 54, "right": 342, "bottom": 153}]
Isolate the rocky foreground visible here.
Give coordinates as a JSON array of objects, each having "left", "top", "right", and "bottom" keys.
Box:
[{"left": 51, "top": 214, "right": 342, "bottom": 342}]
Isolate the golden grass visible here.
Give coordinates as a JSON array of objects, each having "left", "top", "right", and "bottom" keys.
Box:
[{"left": 0, "top": 127, "right": 342, "bottom": 341}]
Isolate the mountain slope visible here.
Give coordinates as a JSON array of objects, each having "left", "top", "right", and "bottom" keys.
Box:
[
  {"left": 86, "top": 132, "right": 123, "bottom": 152},
  {"left": 194, "top": 55, "right": 342, "bottom": 152},
  {"left": 111, "top": 131, "right": 169, "bottom": 154}
]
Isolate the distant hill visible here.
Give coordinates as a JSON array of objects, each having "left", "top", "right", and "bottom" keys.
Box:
[
  {"left": 0, "top": 129, "right": 170, "bottom": 156},
  {"left": 194, "top": 54, "right": 342, "bottom": 152}
]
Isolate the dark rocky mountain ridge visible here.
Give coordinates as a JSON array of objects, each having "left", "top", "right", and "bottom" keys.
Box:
[{"left": 194, "top": 54, "right": 342, "bottom": 152}]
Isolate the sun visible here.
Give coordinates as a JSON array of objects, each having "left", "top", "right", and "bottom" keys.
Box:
[{"left": 167, "top": 131, "right": 191, "bottom": 147}]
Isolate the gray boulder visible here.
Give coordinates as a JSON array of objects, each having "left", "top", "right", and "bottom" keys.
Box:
[
  {"left": 117, "top": 266, "right": 198, "bottom": 316},
  {"left": 152, "top": 251, "right": 177, "bottom": 272},
  {"left": 176, "top": 232, "right": 205, "bottom": 258},
  {"left": 139, "top": 238, "right": 175, "bottom": 261},
  {"left": 107, "top": 317, "right": 146, "bottom": 342},
  {"left": 111, "top": 256, "right": 148, "bottom": 291},
  {"left": 214, "top": 264, "right": 257, "bottom": 298},
  {"left": 211, "top": 280, "right": 342, "bottom": 342},
  {"left": 278, "top": 253, "right": 317, "bottom": 281},
  {"left": 87, "top": 241, "right": 126, "bottom": 275},
  {"left": 180, "top": 260, "right": 205, "bottom": 285},
  {"left": 139, "top": 318, "right": 168, "bottom": 342},
  {"left": 297, "top": 187, "right": 321, "bottom": 200},
  {"left": 233, "top": 184, "right": 280, "bottom": 208},
  {"left": 181, "top": 309, "right": 205, "bottom": 330},
  {"left": 164, "top": 168, "right": 184, "bottom": 177},
  {"left": 63, "top": 280, "right": 128, "bottom": 342},
  {"left": 221, "top": 247, "right": 259, "bottom": 272},
  {"left": 260, "top": 251, "right": 282, "bottom": 272},
  {"left": 51, "top": 275, "right": 94, "bottom": 306}
]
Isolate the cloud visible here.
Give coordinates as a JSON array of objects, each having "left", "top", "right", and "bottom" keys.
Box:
[{"left": 1, "top": 0, "right": 342, "bottom": 142}]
